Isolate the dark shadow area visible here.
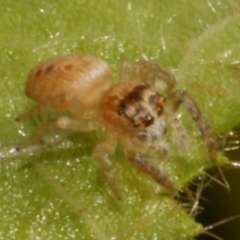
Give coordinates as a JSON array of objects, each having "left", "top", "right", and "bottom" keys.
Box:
[{"left": 196, "top": 129, "right": 240, "bottom": 240}]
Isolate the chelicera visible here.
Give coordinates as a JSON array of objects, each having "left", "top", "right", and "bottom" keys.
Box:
[{"left": 16, "top": 54, "right": 217, "bottom": 198}]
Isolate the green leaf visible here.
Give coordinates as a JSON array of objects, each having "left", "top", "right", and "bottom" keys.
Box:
[{"left": 0, "top": 1, "right": 239, "bottom": 239}]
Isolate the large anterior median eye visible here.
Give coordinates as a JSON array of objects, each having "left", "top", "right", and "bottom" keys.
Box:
[
  {"left": 145, "top": 114, "right": 154, "bottom": 127},
  {"left": 133, "top": 114, "right": 154, "bottom": 128}
]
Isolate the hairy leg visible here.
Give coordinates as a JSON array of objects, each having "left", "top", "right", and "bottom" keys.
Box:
[
  {"left": 167, "top": 90, "right": 217, "bottom": 161},
  {"left": 133, "top": 60, "right": 176, "bottom": 93},
  {"left": 171, "top": 116, "right": 189, "bottom": 153},
  {"left": 17, "top": 116, "right": 99, "bottom": 150},
  {"left": 119, "top": 59, "right": 176, "bottom": 93},
  {"left": 119, "top": 60, "right": 131, "bottom": 82},
  {"left": 127, "top": 152, "right": 175, "bottom": 191},
  {"left": 16, "top": 94, "right": 95, "bottom": 122},
  {"left": 93, "top": 132, "right": 121, "bottom": 198}
]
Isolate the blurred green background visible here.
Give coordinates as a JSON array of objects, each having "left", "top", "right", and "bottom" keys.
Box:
[{"left": 0, "top": 1, "right": 240, "bottom": 239}]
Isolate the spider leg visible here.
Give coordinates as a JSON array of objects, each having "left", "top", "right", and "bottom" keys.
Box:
[
  {"left": 119, "top": 59, "right": 175, "bottom": 93},
  {"left": 127, "top": 152, "right": 175, "bottom": 191},
  {"left": 93, "top": 133, "right": 121, "bottom": 199},
  {"left": 16, "top": 116, "right": 99, "bottom": 150},
  {"left": 119, "top": 59, "right": 131, "bottom": 82},
  {"left": 167, "top": 90, "right": 217, "bottom": 162},
  {"left": 16, "top": 94, "right": 95, "bottom": 122},
  {"left": 171, "top": 116, "right": 189, "bottom": 153},
  {"left": 133, "top": 60, "right": 176, "bottom": 93}
]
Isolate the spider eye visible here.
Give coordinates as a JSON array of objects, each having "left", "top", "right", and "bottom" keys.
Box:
[
  {"left": 145, "top": 115, "right": 154, "bottom": 126},
  {"left": 118, "top": 108, "right": 124, "bottom": 115},
  {"left": 118, "top": 104, "right": 126, "bottom": 115},
  {"left": 133, "top": 115, "right": 154, "bottom": 128}
]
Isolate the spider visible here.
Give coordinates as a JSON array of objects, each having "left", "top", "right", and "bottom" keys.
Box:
[{"left": 16, "top": 54, "right": 217, "bottom": 198}]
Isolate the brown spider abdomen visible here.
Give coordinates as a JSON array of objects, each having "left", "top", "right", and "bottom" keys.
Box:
[{"left": 25, "top": 55, "right": 111, "bottom": 110}]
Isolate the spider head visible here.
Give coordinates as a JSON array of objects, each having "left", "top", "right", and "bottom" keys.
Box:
[{"left": 117, "top": 83, "right": 166, "bottom": 141}]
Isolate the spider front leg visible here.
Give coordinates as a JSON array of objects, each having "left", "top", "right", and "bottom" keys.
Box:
[
  {"left": 93, "top": 132, "right": 121, "bottom": 199},
  {"left": 119, "top": 59, "right": 176, "bottom": 93},
  {"left": 136, "top": 60, "right": 176, "bottom": 92},
  {"left": 167, "top": 90, "right": 217, "bottom": 162},
  {"left": 127, "top": 152, "right": 175, "bottom": 191}
]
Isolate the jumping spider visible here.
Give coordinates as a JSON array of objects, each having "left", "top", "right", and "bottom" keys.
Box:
[{"left": 16, "top": 55, "right": 217, "bottom": 198}]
